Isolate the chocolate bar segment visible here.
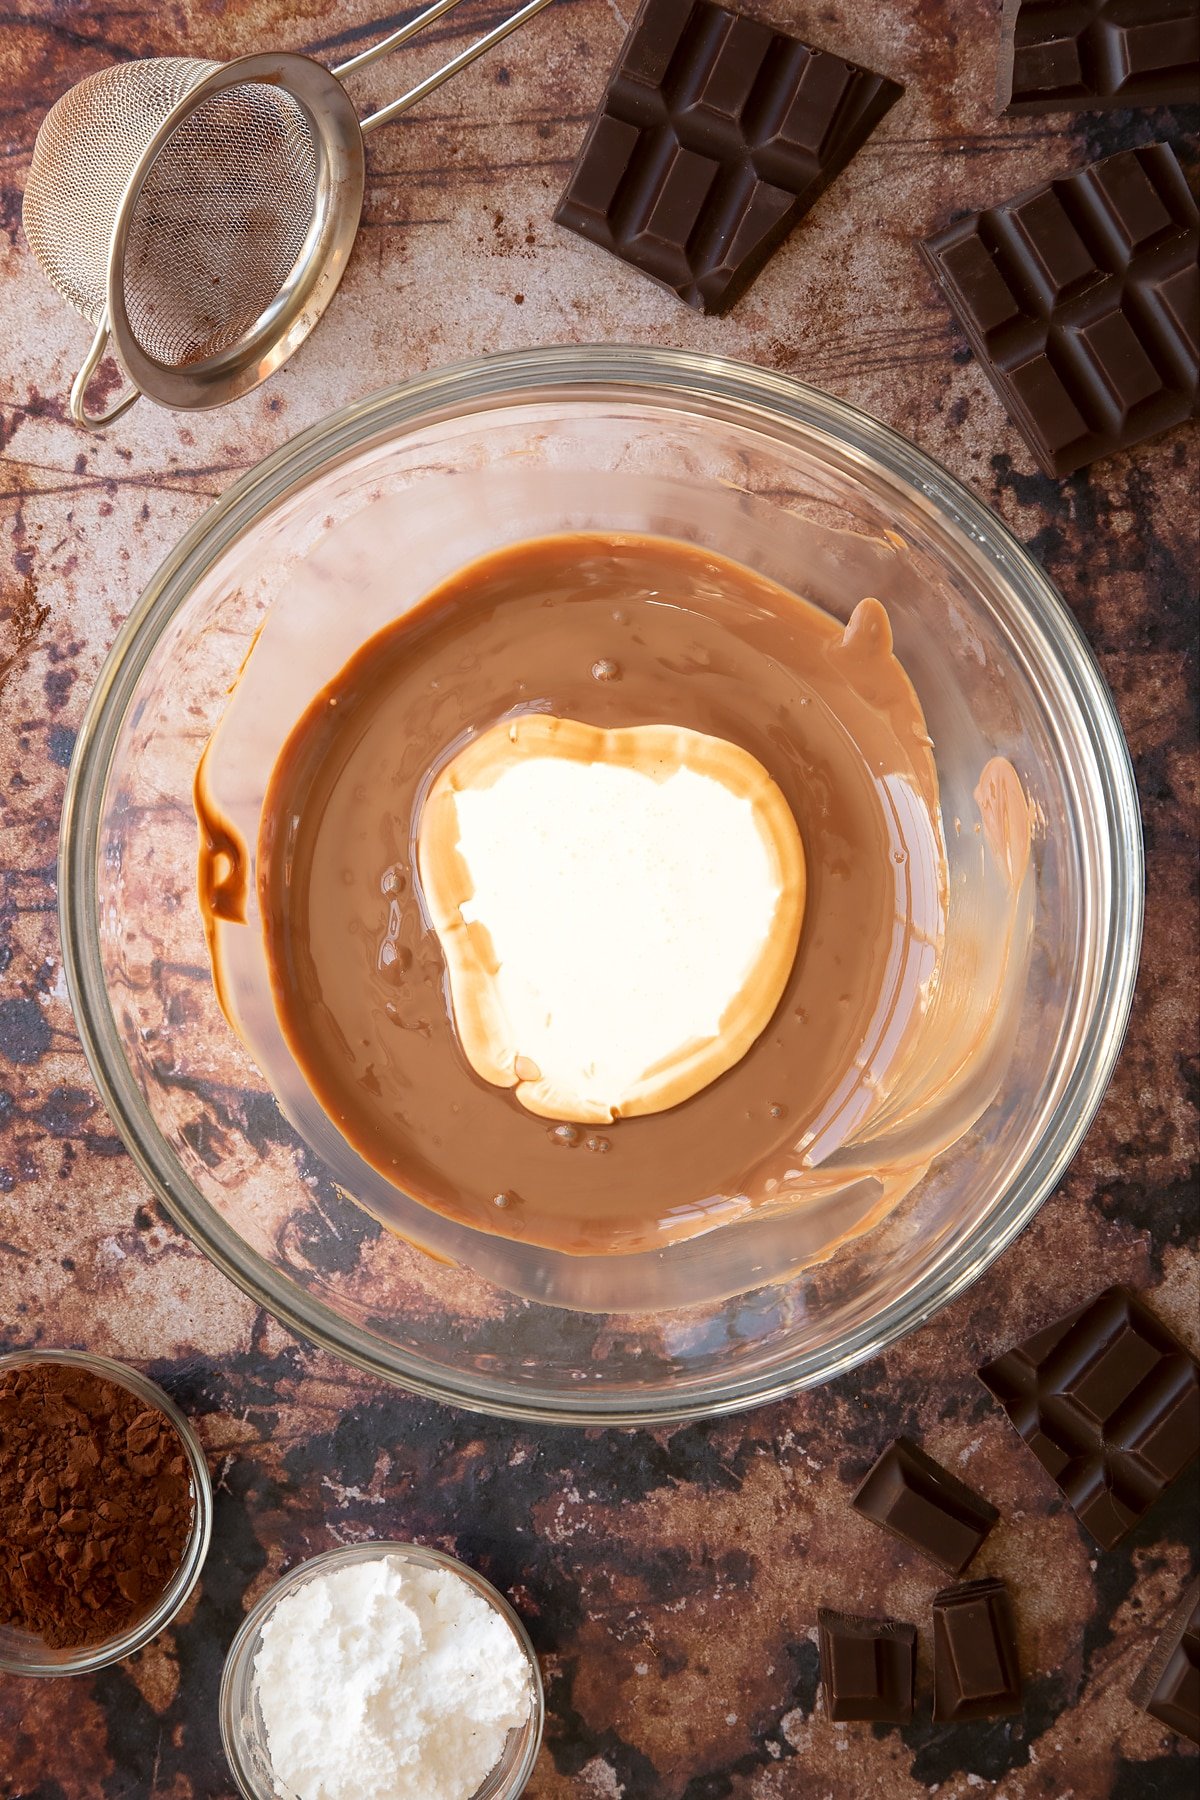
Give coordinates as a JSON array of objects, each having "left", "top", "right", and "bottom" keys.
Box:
[
  {"left": 852, "top": 1436, "right": 999, "bottom": 1574},
  {"left": 923, "top": 144, "right": 1199, "bottom": 477},
  {"left": 1133, "top": 1579, "right": 1200, "bottom": 1746},
  {"left": 555, "top": 0, "right": 903, "bottom": 313},
  {"left": 932, "top": 1578, "right": 1022, "bottom": 1722},
  {"left": 818, "top": 1607, "right": 916, "bottom": 1724},
  {"left": 979, "top": 1285, "right": 1200, "bottom": 1548},
  {"left": 999, "top": 0, "right": 1200, "bottom": 115}
]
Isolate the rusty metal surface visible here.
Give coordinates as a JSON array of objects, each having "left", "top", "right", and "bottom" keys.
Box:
[{"left": 0, "top": 0, "right": 1196, "bottom": 1794}]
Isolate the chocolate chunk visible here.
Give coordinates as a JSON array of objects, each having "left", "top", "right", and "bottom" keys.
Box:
[
  {"left": 932, "top": 1578, "right": 1022, "bottom": 1722},
  {"left": 922, "top": 144, "right": 1199, "bottom": 477},
  {"left": 1133, "top": 1579, "right": 1200, "bottom": 1746},
  {"left": 554, "top": 0, "right": 903, "bottom": 313},
  {"left": 979, "top": 1285, "right": 1200, "bottom": 1549},
  {"left": 852, "top": 1436, "right": 999, "bottom": 1575},
  {"left": 818, "top": 1607, "right": 916, "bottom": 1723},
  {"left": 998, "top": 0, "right": 1200, "bottom": 115}
]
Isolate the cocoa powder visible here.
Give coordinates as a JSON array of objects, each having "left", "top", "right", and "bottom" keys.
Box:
[{"left": 0, "top": 1361, "right": 195, "bottom": 1649}]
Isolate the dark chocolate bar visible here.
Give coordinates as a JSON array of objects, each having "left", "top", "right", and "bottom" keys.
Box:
[
  {"left": 979, "top": 1285, "right": 1200, "bottom": 1549},
  {"left": 1132, "top": 1579, "right": 1200, "bottom": 1746},
  {"left": 932, "top": 1578, "right": 1022, "bottom": 1722},
  {"left": 554, "top": 0, "right": 903, "bottom": 313},
  {"left": 818, "top": 1607, "right": 916, "bottom": 1724},
  {"left": 852, "top": 1436, "right": 999, "bottom": 1575},
  {"left": 999, "top": 0, "right": 1200, "bottom": 115},
  {"left": 923, "top": 143, "right": 1199, "bottom": 477}
]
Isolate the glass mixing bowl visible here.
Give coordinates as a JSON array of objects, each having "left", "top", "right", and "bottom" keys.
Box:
[{"left": 59, "top": 346, "right": 1142, "bottom": 1423}]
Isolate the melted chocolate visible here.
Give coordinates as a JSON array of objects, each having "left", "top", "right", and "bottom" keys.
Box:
[{"left": 242, "top": 534, "right": 946, "bottom": 1256}]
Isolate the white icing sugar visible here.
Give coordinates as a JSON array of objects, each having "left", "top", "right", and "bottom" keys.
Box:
[{"left": 252, "top": 1556, "right": 533, "bottom": 1800}]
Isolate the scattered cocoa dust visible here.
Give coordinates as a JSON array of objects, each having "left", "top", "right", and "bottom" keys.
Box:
[{"left": 0, "top": 575, "right": 49, "bottom": 695}]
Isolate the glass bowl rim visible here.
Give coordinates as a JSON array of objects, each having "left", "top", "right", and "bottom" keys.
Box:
[
  {"left": 218, "top": 1539, "right": 545, "bottom": 1800},
  {"left": 58, "top": 342, "right": 1144, "bottom": 1424},
  {"left": 0, "top": 1347, "right": 213, "bottom": 1675}
]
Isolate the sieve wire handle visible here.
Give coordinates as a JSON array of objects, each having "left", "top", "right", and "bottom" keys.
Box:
[
  {"left": 70, "top": 312, "right": 141, "bottom": 430},
  {"left": 332, "top": 0, "right": 558, "bottom": 135},
  {"left": 331, "top": 0, "right": 475, "bottom": 78}
]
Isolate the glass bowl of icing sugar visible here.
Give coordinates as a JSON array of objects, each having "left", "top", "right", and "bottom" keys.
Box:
[{"left": 219, "top": 1542, "right": 544, "bottom": 1800}]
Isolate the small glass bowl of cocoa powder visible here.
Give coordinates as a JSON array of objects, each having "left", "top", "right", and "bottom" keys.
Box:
[{"left": 0, "top": 1349, "right": 212, "bottom": 1675}]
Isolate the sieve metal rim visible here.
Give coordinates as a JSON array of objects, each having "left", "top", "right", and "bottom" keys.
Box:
[{"left": 103, "top": 52, "right": 365, "bottom": 414}]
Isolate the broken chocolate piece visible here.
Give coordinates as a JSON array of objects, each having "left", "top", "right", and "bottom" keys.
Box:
[
  {"left": 554, "top": 0, "right": 903, "bottom": 313},
  {"left": 998, "top": 0, "right": 1200, "bottom": 115},
  {"left": 923, "top": 143, "right": 1199, "bottom": 477},
  {"left": 1133, "top": 1579, "right": 1200, "bottom": 1746},
  {"left": 852, "top": 1436, "right": 999, "bottom": 1575},
  {"left": 979, "top": 1284, "right": 1200, "bottom": 1549},
  {"left": 818, "top": 1607, "right": 916, "bottom": 1724},
  {"left": 932, "top": 1578, "right": 1022, "bottom": 1722}
]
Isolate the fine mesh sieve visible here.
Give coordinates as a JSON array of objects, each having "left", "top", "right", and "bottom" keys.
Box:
[
  {"left": 23, "top": 57, "right": 220, "bottom": 331},
  {"left": 22, "top": 0, "right": 556, "bottom": 428}
]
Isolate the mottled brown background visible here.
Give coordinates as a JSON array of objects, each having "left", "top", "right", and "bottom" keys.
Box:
[{"left": 0, "top": 0, "right": 1196, "bottom": 1795}]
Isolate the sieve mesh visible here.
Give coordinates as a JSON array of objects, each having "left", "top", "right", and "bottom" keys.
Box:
[
  {"left": 23, "top": 59, "right": 319, "bottom": 370},
  {"left": 120, "top": 83, "right": 319, "bottom": 367},
  {"left": 23, "top": 58, "right": 219, "bottom": 327}
]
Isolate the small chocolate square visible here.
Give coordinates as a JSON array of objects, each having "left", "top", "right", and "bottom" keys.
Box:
[
  {"left": 1093, "top": 150, "right": 1175, "bottom": 252},
  {"left": 932, "top": 1578, "right": 1022, "bottom": 1722},
  {"left": 936, "top": 236, "right": 1021, "bottom": 340},
  {"left": 1007, "top": 189, "right": 1098, "bottom": 304},
  {"left": 555, "top": 0, "right": 903, "bottom": 314},
  {"left": 978, "top": 1285, "right": 1200, "bottom": 1548},
  {"left": 1078, "top": 310, "right": 1164, "bottom": 415},
  {"left": 818, "top": 1608, "right": 916, "bottom": 1724},
  {"left": 1133, "top": 1580, "right": 1200, "bottom": 1746},
  {"left": 852, "top": 1436, "right": 999, "bottom": 1575},
  {"left": 922, "top": 145, "right": 1199, "bottom": 478}
]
